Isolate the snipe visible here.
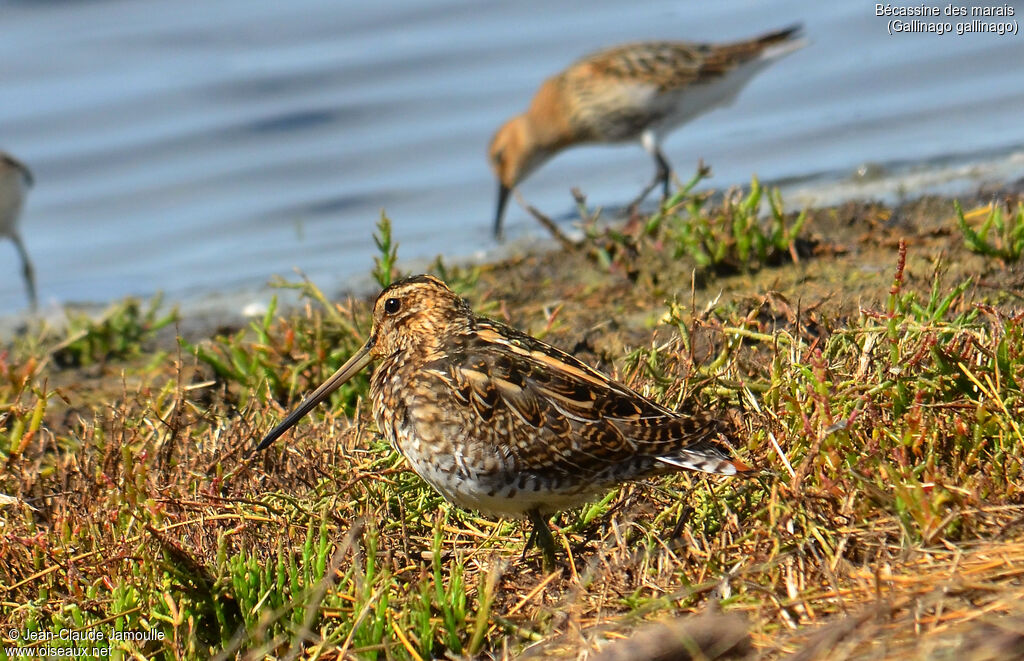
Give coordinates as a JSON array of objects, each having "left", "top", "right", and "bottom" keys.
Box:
[{"left": 256, "top": 274, "right": 751, "bottom": 565}]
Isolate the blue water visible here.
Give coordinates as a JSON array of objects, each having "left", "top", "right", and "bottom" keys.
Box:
[{"left": 2, "top": 0, "right": 1023, "bottom": 316}]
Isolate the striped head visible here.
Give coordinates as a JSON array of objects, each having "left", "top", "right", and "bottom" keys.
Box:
[
  {"left": 367, "top": 274, "right": 472, "bottom": 359},
  {"left": 254, "top": 274, "right": 472, "bottom": 452}
]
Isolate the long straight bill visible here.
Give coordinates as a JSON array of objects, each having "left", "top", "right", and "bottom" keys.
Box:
[
  {"left": 253, "top": 340, "right": 373, "bottom": 453},
  {"left": 493, "top": 182, "right": 511, "bottom": 240}
]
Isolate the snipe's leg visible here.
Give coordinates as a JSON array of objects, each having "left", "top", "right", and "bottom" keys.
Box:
[{"left": 526, "top": 509, "right": 556, "bottom": 570}]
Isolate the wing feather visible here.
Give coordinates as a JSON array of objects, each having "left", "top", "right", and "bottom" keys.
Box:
[{"left": 426, "top": 318, "right": 748, "bottom": 484}]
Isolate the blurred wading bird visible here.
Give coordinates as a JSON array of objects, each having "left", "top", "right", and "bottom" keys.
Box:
[
  {"left": 0, "top": 152, "right": 36, "bottom": 309},
  {"left": 488, "top": 24, "right": 806, "bottom": 238},
  {"left": 255, "top": 275, "right": 752, "bottom": 565}
]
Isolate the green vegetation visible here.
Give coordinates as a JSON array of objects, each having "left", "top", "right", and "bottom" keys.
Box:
[
  {"left": 372, "top": 212, "right": 399, "bottom": 288},
  {"left": 656, "top": 173, "right": 807, "bottom": 272},
  {"left": 585, "top": 168, "right": 808, "bottom": 278},
  {"left": 956, "top": 199, "right": 1024, "bottom": 261},
  {"left": 2, "top": 184, "right": 1023, "bottom": 659},
  {"left": 51, "top": 295, "right": 178, "bottom": 368},
  {"left": 182, "top": 278, "right": 369, "bottom": 410}
]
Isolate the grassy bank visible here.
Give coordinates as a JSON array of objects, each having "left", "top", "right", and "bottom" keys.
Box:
[{"left": 2, "top": 174, "right": 1023, "bottom": 659}]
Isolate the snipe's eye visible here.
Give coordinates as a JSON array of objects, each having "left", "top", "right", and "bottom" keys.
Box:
[{"left": 383, "top": 298, "right": 401, "bottom": 315}]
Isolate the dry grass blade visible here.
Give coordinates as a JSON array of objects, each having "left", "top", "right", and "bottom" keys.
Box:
[{"left": 2, "top": 186, "right": 1023, "bottom": 660}]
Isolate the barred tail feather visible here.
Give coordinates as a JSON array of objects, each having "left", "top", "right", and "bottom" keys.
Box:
[{"left": 657, "top": 448, "right": 754, "bottom": 476}]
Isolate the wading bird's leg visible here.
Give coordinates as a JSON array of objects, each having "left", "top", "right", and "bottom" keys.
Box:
[
  {"left": 526, "top": 509, "right": 556, "bottom": 570},
  {"left": 12, "top": 233, "right": 36, "bottom": 310},
  {"left": 628, "top": 131, "right": 673, "bottom": 212},
  {"left": 655, "top": 148, "right": 672, "bottom": 201}
]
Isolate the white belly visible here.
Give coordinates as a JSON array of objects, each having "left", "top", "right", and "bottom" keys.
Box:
[{"left": 387, "top": 421, "right": 605, "bottom": 519}]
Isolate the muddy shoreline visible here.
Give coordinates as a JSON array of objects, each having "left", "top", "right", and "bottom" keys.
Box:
[{"left": 4, "top": 180, "right": 1024, "bottom": 659}]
